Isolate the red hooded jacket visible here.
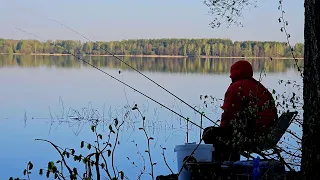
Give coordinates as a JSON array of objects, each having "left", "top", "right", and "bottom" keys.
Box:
[{"left": 220, "top": 60, "right": 278, "bottom": 131}]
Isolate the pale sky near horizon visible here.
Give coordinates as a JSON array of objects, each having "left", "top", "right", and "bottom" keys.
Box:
[{"left": 0, "top": 0, "right": 304, "bottom": 44}]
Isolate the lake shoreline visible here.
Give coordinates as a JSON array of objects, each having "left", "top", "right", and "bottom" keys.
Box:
[{"left": 0, "top": 53, "right": 304, "bottom": 60}]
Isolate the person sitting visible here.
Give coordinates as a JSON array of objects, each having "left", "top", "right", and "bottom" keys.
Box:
[{"left": 202, "top": 60, "right": 278, "bottom": 162}]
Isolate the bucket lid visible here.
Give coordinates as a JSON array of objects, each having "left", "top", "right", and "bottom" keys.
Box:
[{"left": 174, "top": 143, "right": 213, "bottom": 152}]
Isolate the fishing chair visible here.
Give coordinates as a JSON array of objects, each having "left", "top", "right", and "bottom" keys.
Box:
[{"left": 240, "top": 111, "right": 298, "bottom": 159}]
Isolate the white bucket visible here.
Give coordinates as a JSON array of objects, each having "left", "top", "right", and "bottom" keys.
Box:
[{"left": 174, "top": 142, "right": 214, "bottom": 180}]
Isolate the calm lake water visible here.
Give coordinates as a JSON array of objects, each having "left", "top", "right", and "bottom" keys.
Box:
[{"left": 0, "top": 55, "right": 303, "bottom": 179}]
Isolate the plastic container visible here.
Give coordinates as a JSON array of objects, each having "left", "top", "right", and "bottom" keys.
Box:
[
  {"left": 174, "top": 142, "right": 214, "bottom": 180},
  {"left": 233, "top": 159, "right": 285, "bottom": 180}
]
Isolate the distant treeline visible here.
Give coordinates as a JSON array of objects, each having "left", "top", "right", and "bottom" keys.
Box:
[
  {"left": 0, "top": 55, "right": 303, "bottom": 74},
  {"left": 0, "top": 38, "right": 304, "bottom": 58}
]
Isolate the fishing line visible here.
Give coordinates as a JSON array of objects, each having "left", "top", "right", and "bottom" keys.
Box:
[
  {"left": 15, "top": 28, "right": 205, "bottom": 130},
  {"left": 49, "top": 18, "right": 218, "bottom": 126}
]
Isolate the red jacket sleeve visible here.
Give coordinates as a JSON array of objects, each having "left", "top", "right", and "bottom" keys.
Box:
[{"left": 220, "top": 82, "right": 243, "bottom": 128}]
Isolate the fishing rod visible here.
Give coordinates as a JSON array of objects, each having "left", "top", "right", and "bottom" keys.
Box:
[
  {"left": 49, "top": 18, "right": 218, "bottom": 126},
  {"left": 15, "top": 28, "right": 205, "bottom": 130}
]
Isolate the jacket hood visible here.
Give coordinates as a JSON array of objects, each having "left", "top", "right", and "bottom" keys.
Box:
[{"left": 230, "top": 60, "right": 253, "bottom": 81}]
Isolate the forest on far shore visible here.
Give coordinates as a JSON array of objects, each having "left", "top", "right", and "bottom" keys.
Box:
[{"left": 0, "top": 38, "right": 304, "bottom": 58}]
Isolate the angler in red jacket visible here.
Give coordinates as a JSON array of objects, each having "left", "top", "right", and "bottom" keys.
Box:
[{"left": 202, "top": 60, "right": 278, "bottom": 161}]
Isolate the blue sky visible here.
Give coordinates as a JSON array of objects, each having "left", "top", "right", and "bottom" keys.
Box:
[{"left": 0, "top": 0, "right": 304, "bottom": 44}]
